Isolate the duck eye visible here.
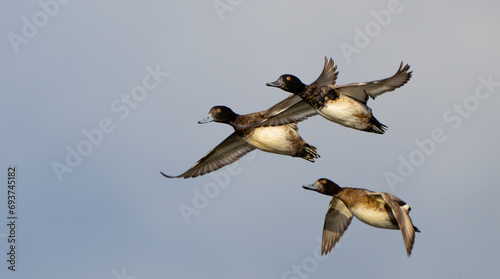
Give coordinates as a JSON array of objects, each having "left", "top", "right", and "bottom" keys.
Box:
[
  {"left": 216, "top": 108, "right": 221, "bottom": 113},
  {"left": 321, "top": 179, "right": 327, "bottom": 184},
  {"left": 286, "top": 76, "right": 291, "bottom": 81}
]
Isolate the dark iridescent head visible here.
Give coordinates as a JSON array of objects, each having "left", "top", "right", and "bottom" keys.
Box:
[
  {"left": 198, "top": 106, "right": 238, "bottom": 124},
  {"left": 303, "top": 178, "right": 342, "bottom": 196},
  {"left": 266, "top": 74, "right": 306, "bottom": 94}
]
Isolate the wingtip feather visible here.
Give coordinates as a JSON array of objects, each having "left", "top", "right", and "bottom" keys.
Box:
[{"left": 160, "top": 171, "right": 178, "bottom": 179}]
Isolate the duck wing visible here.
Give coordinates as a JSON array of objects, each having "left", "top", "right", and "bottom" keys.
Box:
[
  {"left": 321, "top": 198, "right": 353, "bottom": 255},
  {"left": 310, "top": 57, "right": 339, "bottom": 87},
  {"left": 335, "top": 62, "right": 412, "bottom": 104},
  {"left": 161, "top": 133, "right": 255, "bottom": 179},
  {"left": 380, "top": 192, "right": 417, "bottom": 257},
  {"left": 260, "top": 96, "right": 318, "bottom": 126},
  {"left": 236, "top": 95, "right": 318, "bottom": 128}
]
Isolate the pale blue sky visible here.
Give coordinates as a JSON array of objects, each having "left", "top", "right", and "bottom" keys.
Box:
[{"left": 1, "top": 1, "right": 499, "bottom": 278}]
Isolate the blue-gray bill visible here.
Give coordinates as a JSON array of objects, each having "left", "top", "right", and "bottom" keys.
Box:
[
  {"left": 266, "top": 79, "right": 282, "bottom": 87},
  {"left": 198, "top": 114, "right": 214, "bottom": 124},
  {"left": 302, "top": 183, "right": 318, "bottom": 191}
]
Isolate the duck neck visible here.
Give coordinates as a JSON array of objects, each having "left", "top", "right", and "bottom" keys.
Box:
[
  {"left": 293, "top": 84, "right": 308, "bottom": 96},
  {"left": 323, "top": 188, "right": 341, "bottom": 197},
  {"left": 323, "top": 182, "right": 342, "bottom": 197},
  {"left": 227, "top": 114, "right": 243, "bottom": 129}
]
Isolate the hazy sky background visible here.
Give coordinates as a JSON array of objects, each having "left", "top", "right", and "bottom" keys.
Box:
[{"left": 1, "top": 1, "right": 499, "bottom": 278}]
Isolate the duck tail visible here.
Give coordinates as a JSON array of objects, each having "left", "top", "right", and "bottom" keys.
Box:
[
  {"left": 367, "top": 116, "right": 387, "bottom": 134},
  {"left": 299, "top": 144, "right": 320, "bottom": 162}
]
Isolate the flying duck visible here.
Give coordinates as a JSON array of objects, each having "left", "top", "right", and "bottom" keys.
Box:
[
  {"left": 303, "top": 178, "right": 420, "bottom": 256},
  {"left": 265, "top": 57, "right": 412, "bottom": 134},
  {"left": 161, "top": 105, "right": 319, "bottom": 178}
]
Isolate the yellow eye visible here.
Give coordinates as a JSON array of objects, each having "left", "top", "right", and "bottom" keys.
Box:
[
  {"left": 286, "top": 76, "right": 291, "bottom": 81},
  {"left": 216, "top": 108, "right": 221, "bottom": 113},
  {"left": 321, "top": 179, "right": 327, "bottom": 184}
]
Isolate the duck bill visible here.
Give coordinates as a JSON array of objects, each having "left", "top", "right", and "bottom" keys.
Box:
[
  {"left": 266, "top": 79, "right": 282, "bottom": 88},
  {"left": 198, "top": 114, "right": 214, "bottom": 124},
  {"left": 302, "top": 183, "right": 318, "bottom": 191}
]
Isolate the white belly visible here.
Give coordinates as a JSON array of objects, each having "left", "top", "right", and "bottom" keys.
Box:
[
  {"left": 318, "top": 97, "right": 372, "bottom": 129},
  {"left": 350, "top": 206, "right": 398, "bottom": 229},
  {"left": 243, "top": 126, "right": 297, "bottom": 155}
]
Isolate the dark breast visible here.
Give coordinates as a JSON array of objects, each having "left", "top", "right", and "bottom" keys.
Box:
[
  {"left": 299, "top": 86, "right": 338, "bottom": 109},
  {"left": 234, "top": 114, "right": 266, "bottom": 137}
]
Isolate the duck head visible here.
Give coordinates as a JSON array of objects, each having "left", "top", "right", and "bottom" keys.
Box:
[
  {"left": 199, "top": 106, "right": 238, "bottom": 124},
  {"left": 266, "top": 74, "right": 306, "bottom": 94},
  {"left": 303, "top": 178, "right": 342, "bottom": 196}
]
